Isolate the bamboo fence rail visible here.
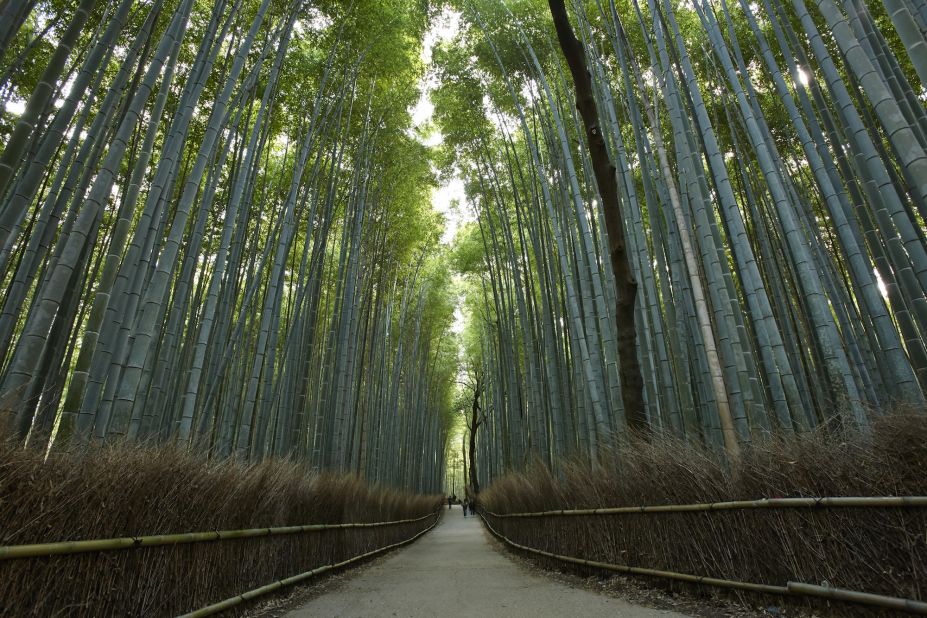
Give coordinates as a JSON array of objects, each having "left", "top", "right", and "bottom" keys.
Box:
[
  {"left": 0, "top": 511, "right": 439, "bottom": 560},
  {"left": 482, "top": 495, "right": 927, "bottom": 518},
  {"left": 177, "top": 510, "right": 442, "bottom": 617},
  {"left": 787, "top": 582, "right": 927, "bottom": 614},
  {"left": 479, "top": 510, "right": 927, "bottom": 615}
]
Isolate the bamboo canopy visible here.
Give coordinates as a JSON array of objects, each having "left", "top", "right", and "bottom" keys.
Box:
[
  {"left": 435, "top": 0, "right": 927, "bottom": 479},
  {"left": 0, "top": 0, "right": 458, "bottom": 494}
]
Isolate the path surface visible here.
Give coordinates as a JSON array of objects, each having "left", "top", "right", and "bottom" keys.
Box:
[{"left": 285, "top": 505, "right": 689, "bottom": 617}]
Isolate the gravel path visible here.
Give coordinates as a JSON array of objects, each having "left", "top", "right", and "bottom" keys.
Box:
[{"left": 283, "top": 505, "right": 690, "bottom": 617}]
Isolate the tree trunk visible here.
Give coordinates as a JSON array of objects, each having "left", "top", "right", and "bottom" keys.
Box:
[
  {"left": 547, "top": 0, "right": 646, "bottom": 434},
  {"left": 468, "top": 375, "right": 482, "bottom": 494}
]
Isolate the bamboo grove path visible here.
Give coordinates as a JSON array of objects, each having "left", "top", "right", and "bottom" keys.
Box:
[{"left": 284, "top": 506, "right": 688, "bottom": 617}]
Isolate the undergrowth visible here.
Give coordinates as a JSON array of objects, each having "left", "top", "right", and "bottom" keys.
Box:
[
  {"left": 479, "top": 413, "right": 927, "bottom": 615},
  {"left": 0, "top": 441, "right": 441, "bottom": 616}
]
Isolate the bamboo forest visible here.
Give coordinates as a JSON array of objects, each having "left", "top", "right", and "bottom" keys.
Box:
[{"left": 1, "top": 0, "right": 926, "bottom": 615}]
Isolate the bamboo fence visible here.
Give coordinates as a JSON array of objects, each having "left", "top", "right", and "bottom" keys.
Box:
[
  {"left": 177, "top": 511, "right": 442, "bottom": 617},
  {"left": 482, "top": 495, "right": 927, "bottom": 518},
  {"left": 479, "top": 502, "right": 927, "bottom": 615},
  {"left": 0, "top": 511, "right": 439, "bottom": 560}
]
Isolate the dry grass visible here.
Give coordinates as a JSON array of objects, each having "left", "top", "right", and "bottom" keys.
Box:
[
  {"left": 479, "top": 414, "right": 927, "bottom": 615},
  {"left": 0, "top": 440, "right": 441, "bottom": 617}
]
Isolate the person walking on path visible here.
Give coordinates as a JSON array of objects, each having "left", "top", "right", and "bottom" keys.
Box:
[{"left": 462, "top": 500, "right": 468, "bottom": 517}]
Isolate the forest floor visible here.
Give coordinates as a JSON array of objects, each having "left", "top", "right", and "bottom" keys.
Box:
[{"left": 247, "top": 504, "right": 690, "bottom": 617}]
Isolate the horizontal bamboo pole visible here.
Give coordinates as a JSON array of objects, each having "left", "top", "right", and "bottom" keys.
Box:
[
  {"left": 480, "top": 513, "right": 927, "bottom": 615},
  {"left": 177, "top": 511, "right": 442, "bottom": 617},
  {"left": 0, "top": 511, "right": 437, "bottom": 560},
  {"left": 483, "top": 495, "right": 927, "bottom": 518},
  {"left": 787, "top": 581, "right": 927, "bottom": 614}
]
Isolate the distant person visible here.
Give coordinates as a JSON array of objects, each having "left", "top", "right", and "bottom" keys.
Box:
[
  {"left": 462, "top": 500, "right": 468, "bottom": 516},
  {"left": 447, "top": 495, "right": 452, "bottom": 510}
]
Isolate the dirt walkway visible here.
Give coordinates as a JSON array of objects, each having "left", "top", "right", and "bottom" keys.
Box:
[{"left": 284, "top": 505, "right": 689, "bottom": 617}]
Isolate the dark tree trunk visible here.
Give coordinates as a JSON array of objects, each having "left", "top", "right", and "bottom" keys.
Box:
[
  {"left": 547, "top": 0, "right": 648, "bottom": 435},
  {"left": 468, "top": 422, "right": 479, "bottom": 494},
  {"left": 468, "top": 374, "right": 482, "bottom": 494}
]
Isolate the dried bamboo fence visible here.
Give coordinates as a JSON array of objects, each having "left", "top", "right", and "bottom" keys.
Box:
[
  {"left": 0, "top": 445, "right": 445, "bottom": 617},
  {"left": 479, "top": 496, "right": 927, "bottom": 615},
  {"left": 0, "top": 512, "right": 439, "bottom": 560},
  {"left": 178, "top": 514, "right": 441, "bottom": 617},
  {"left": 0, "top": 509, "right": 441, "bottom": 616}
]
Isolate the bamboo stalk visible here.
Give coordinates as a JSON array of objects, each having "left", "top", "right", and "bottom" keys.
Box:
[
  {"left": 483, "top": 496, "right": 927, "bottom": 518},
  {"left": 176, "top": 511, "right": 441, "bottom": 617},
  {"left": 0, "top": 511, "right": 439, "bottom": 560}
]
